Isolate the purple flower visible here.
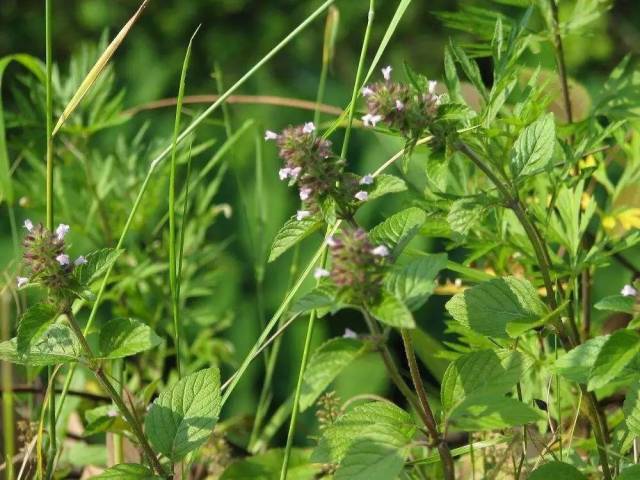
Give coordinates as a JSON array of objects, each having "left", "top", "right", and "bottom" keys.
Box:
[
  {"left": 290, "top": 166, "right": 302, "bottom": 180},
  {"left": 299, "top": 187, "right": 312, "bottom": 201},
  {"left": 326, "top": 235, "right": 338, "bottom": 247},
  {"left": 621, "top": 284, "right": 638, "bottom": 297},
  {"left": 17, "top": 276, "right": 28, "bottom": 288},
  {"left": 55, "top": 254, "right": 70, "bottom": 266},
  {"left": 296, "top": 210, "right": 311, "bottom": 221},
  {"left": 359, "top": 174, "right": 374, "bottom": 185},
  {"left": 382, "top": 66, "right": 392, "bottom": 81},
  {"left": 428, "top": 80, "right": 437, "bottom": 94},
  {"left": 343, "top": 328, "right": 358, "bottom": 339},
  {"left": 55, "top": 224, "right": 70, "bottom": 241},
  {"left": 371, "top": 245, "right": 390, "bottom": 257},
  {"left": 279, "top": 167, "right": 292, "bottom": 180},
  {"left": 395, "top": 99, "right": 405, "bottom": 111},
  {"left": 264, "top": 130, "right": 279, "bottom": 141},
  {"left": 74, "top": 256, "right": 87, "bottom": 266},
  {"left": 314, "top": 267, "right": 330, "bottom": 279},
  {"left": 361, "top": 114, "right": 382, "bottom": 128},
  {"left": 362, "top": 86, "right": 374, "bottom": 97},
  {"left": 354, "top": 191, "right": 369, "bottom": 202},
  {"left": 24, "top": 219, "right": 34, "bottom": 232},
  {"left": 302, "top": 122, "right": 316, "bottom": 134}
]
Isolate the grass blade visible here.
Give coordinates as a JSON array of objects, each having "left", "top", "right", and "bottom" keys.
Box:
[{"left": 52, "top": 0, "right": 149, "bottom": 136}]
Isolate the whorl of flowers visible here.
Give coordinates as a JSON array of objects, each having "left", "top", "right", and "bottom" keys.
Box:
[
  {"left": 323, "top": 227, "right": 390, "bottom": 302},
  {"left": 19, "top": 220, "right": 85, "bottom": 300},
  {"left": 361, "top": 66, "right": 443, "bottom": 138}
]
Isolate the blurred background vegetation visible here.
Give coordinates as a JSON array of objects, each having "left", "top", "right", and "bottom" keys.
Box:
[{"left": 1, "top": 0, "right": 639, "bottom": 463}]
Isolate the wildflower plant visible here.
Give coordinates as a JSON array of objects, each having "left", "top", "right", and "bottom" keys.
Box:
[{"left": 3, "top": 1, "right": 640, "bottom": 480}]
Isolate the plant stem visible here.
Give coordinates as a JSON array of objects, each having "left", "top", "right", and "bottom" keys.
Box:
[
  {"left": 63, "top": 311, "right": 166, "bottom": 476},
  {"left": 1, "top": 289, "right": 15, "bottom": 480},
  {"left": 548, "top": 0, "right": 573, "bottom": 124},
  {"left": 400, "top": 329, "right": 455, "bottom": 480}
]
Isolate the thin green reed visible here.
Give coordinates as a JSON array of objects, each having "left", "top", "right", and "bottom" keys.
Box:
[{"left": 54, "top": 0, "right": 335, "bottom": 421}]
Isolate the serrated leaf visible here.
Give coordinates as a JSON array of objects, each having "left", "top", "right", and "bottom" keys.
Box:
[
  {"left": 74, "top": 248, "right": 123, "bottom": 287},
  {"left": 368, "top": 291, "right": 415, "bottom": 329},
  {"left": 595, "top": 294, "right": 636, "bottom": 314},
  {"left": 300, "top": 338, "right": 369, "bottom": 411},
  {"left": 447, "top": 198, "right": 486, "bottom": 236},
  {"left": 145, "top": 367, "right": 221, "bottom": 460},
  {"left": 624, "top": 383, "right": 640, "bottom": 437},
  {"left": 441, "top": 350, "right": 529, "bottom": 416},
  {"left": 369, "top": 207, "right": 427, "bottom": 254},
  {"left": 0, "top": 323, "right": 82, "bottom": 366},
  {"left": 268, "top": 213, "right": 322, "bottom": 263},
  {"left": 449, "top": 395, "right": 543, "bottom": 431},
  {"left": 510, "top": 113, "right": 555, "bottom": 178},
  {"left": 84, "top": 405, "right": 129, "bottom": 437},
  {"left": 91, "top": 463, "right": 160, "bottom": 479},
  {"left": 290, "top": 283, "right": 340, "bottom": 317},
  {"left": 367, "top": 174, "right": 407, "bottom": 201},
  {"left": 385, "top": 254, "right": 447, "bottom": 311},
  {"left": 312, "top": 401, "right": 417, "bottom": 465},
  {"left": 17, "top": 303, "right": 59, "bottom": 354},
  {"left": 334, "top": 438, "right": 405, "bottom": 480},
  {"left": 553, "top": 335, "right": 609, "bottom": 384},
  {"left": 528, "top": 461, "right": 586, "bottom": 480},
  {"left": 220, "top": 448, "right": 318, "bottom": 480},
  {"left": 588, "top": 330, "right": 640, "bottom": 391},
  {"left": 98, "top": 318, "right": 162, "bottom": 359},
  {"left": 445, "top": 276, "right": 547, "bottom": 338}
]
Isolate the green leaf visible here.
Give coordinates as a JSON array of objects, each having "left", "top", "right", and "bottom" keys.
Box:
[
  {"left": 553, "top": 335, "right": 609, "bottom": 384},
  {"left": 84, "top": 405, "right": 129, "bottom": 437},
  {"left": 617, "top": 465, "right": 640, "bottom": 480},
  {"left": 369, "top": 207, "right": 427, "bottom": 254},
  {"left": 448, "top": 40, "right": 488, "bottom": 101},
  {"left": 624, "top": 383, "right": 640, "bottom": 437},
  {"left": 366, "top": 174, "right": 407, "bottom": 201},
  {"left": 595, "top": 294, "right": 636, "bottom": 314},
  {"left": 445, "top": 276, "right": 547, "bottom": 338},
  {"left": 448, "top": 395, "right": 543, "bottom": 431},
  {"left": 290, "top": 283, "right": 340, "bottom": 317},
  {"left": 441, "top": 350, "right": 529, "bottom": 416},
  {"left": 74, "top": 248, "right": 123, "bottom": 286},
  {"left": 300, "top": 338, "right": 369, "bottom": 411},
  {"left": 312, "top": 401, "right": 417, "bottom": 465},
  {"left": 528, "top": 461, "right": 586, "bottom": 480},
  {"left": 368, "top": 291, "right": 415, "bottom": 329},
  {"left": 17, "top": 303, "right": 59, "bottom": 354},
  {"left": 447, "top": 198, "right": 486, "bottom": 237},
  {"left": 220, "top": 448, "right": 318, "bottom": 480},
  {"left": 91, "top": 463, "right": 160, "bottom": 479},
  {"left": 385, "top": 254, "right": 447, "bottom": 311},
  {"left": 268, "top": 213, "right": 322, "bottom": 263},
  {"left": 510, "top": 113, "right": 555, "bottom": 178},
  {"left": 145, "top": 367, "right": 222, "bottom": 460},
  {"left": 0, "top": 324, "right": 82, "bottom": 366},
  {"left": 588, "top": 330, "right": 640, "bottom": 391},
  {"left": 334, "top": 438, "right": 405, "bottom": 480},
  {"left": 98, "top": 318, "right": 162, "bottom": 359}
]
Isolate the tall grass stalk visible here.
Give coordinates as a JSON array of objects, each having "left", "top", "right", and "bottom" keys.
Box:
[
  {"left": 1, "top": 287, "right": 14, "bottom": 480},
  {"left": 169, "top": 27, "right": 198, "bottom": 379},
  {"left": 44, "top": 1, "right": 57, "bottom": 477},
  {"left": 280, "top": 4, "right": 374, "bottom": 476},
  {"left": 54, "top": 0, "right": 335, "bottom": 418}
]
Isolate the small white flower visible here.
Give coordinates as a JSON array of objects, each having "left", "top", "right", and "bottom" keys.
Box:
[
  {"left": 17, "top": 276, "right": 28, "bottom": 288},
  {"left": 74, "top": 256, "right": 87, "bottom": 266},
  {"left": 55, "top": 224, "right": 70, "bottom": 241},
  {"left": 362, "top": 86, "right": 374, "bottom": 97},
  {"left": 106, "top": 409, "right": 118, "bottom": 418},
  {"left": 314, "top": 267, "right": 330, "bottom": 279},
  {"left": 371, "top": 245, "right": 390, "bottom": 257},
  {"left": 23, "top": 219, "right": 34, "bottom": 232},
  {"left": 55, "top": 254, "right": 70, "bottom": 266},
  {"left": 361, "top": 113, "right": 382, "bottom": 128},
  {"left": 343, "top": 328, "right": 358, "bottom": 339},
  {"left": 279, "top": 167, "right": 292, "bottom": 180},
  {"left": 454, "top": 278, "right": 462, "bottom": 287},
  {"left": 395, "top": 99, "right": 405, "bottom": 111},
  {"left": 326, "top": 235, "right": 338, "bottom": 247},
  {"left": 382, "top": 65, "right": 392, "bottom": 81},
  {"left": 302, "top": 122, "right": 316, "bottom": 134},
  {"left": 296, "top": 210, "right": 311, "bottom": 221},
  {"left": 290, "top": 166, "right": 302, "bottom": 180},
  {"left": 428, "top": 80, "right": 437, "bottom": 94},
  {"left": 264, "top": 130, "right": 279, "bottom": 141},
  {"left": 299, "top": 187, "right": 312, "bottom": 201},
  {"left": 621, "top": 284, "right": 638, "bottom": 297},
  {"left": 434, "top": 94, "right": 442, "bottom": 106},
  {"left": 355, "top": 190, "right": 369, "bottom": 202},
  {"left": 359, "top": 174, "right": 374, "bottom": 185}
]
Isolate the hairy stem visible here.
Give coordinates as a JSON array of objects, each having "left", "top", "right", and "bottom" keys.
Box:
[{"left": 400, "top": 329, "right": 455, "bottom": 480}]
